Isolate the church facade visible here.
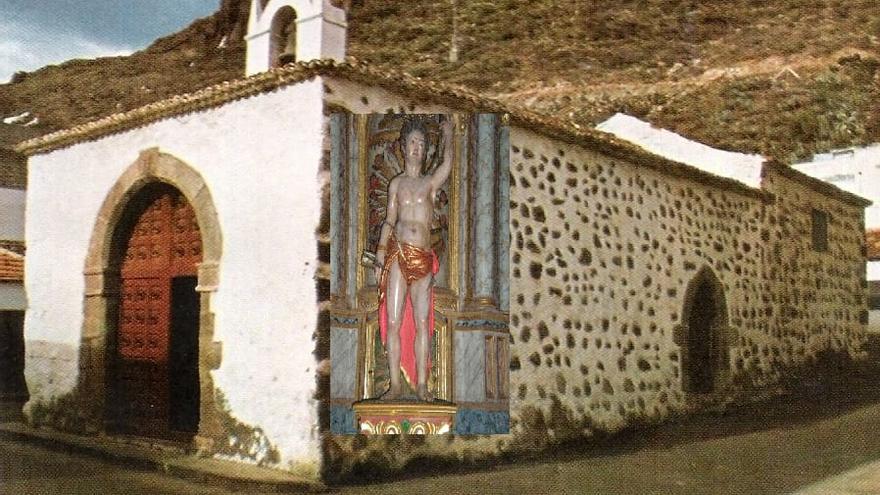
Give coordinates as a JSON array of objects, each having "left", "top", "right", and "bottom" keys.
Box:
[{"left": 14, "top": 0, "right": 870, "bottom": 480}]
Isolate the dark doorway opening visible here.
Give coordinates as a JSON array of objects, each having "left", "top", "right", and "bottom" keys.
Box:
[
  {"left": 687, "top": 279, "right": 718, "bottom": 393},
  {"left": 169, "top": 276, "right": 200, "bottom": 433},
  {"left": 0, "top": 311, "right": 27, "bottom": 420},
  {"left": 680, "top": 267, "right": 729, "bottom": 395}
]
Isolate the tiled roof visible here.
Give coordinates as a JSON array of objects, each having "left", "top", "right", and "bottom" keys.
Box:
[
  {"left": 868, "top": 229, "right": 880, "bottom": 261},
  {"left": 0, "top": 248, "right": 23, "bottom": 282},
  {"left": 13, "top": 59, "right": 775, "bottom": 202},
  {"left": 13, "top": 59, "right": 868, "bottom": 208}
]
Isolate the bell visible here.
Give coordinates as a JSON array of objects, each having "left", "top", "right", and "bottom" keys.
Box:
[{"left": 278, "top": 52, "right": 296, "bottom": 65}]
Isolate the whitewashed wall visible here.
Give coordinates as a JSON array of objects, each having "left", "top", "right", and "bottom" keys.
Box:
[{"left": 25, "top": 79, "right": 326, "bottom": 470}]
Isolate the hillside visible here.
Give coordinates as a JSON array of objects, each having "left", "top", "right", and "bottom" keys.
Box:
[{"left": 1, "top": 0, "right": 879, "bottom": 162}]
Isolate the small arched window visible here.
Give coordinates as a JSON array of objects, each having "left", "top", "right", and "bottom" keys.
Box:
[{"left": 269, "top": 7, "right": 297, "bottom": 67}]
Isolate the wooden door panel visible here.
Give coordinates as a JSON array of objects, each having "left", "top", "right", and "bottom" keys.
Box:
[
  {"left": 170, "top": 195, "right": 201, "bottom": 276},
  {"left": 119, "top": 278, "right": 169, "bottom": 361},
  {"left": 114, "top": 187, "right": 202, "bottom": 438}
]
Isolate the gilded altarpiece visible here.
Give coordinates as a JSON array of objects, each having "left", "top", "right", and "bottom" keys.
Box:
[{"left": 330, "top": 113, "right": 510, "bottom": 435}]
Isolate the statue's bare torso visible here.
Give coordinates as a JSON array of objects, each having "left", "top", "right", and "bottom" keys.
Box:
[{"left": 392, "top": 175, "right": 434, "bottom": 248}]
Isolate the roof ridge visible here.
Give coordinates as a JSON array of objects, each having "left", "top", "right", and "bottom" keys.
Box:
[{"left": 13, "top": 58, "right": 867, "bottom": 208}]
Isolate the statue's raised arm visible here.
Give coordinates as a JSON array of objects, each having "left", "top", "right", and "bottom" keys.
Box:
[{"left": 430, "top": 117, "right": 454, "bottom": 192}]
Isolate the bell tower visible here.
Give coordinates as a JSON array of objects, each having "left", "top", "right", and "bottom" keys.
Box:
[{"left": 245, "top": 0, "right": 347, "bottom": 76}]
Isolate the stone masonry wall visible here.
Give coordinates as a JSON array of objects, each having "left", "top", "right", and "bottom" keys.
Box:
[
  {"left": 319, "top": 78, "right": 867, "bottom": 478},
  {"left": 760, "top": 166, "right": 867, "bottom": 367},
  {"left": 507, "top": 128, "right": 768, "bottom": 432}
]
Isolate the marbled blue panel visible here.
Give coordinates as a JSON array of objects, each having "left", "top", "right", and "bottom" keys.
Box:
[
  {"left": 330, "top": 113, "right": 345, "bottom": 296},
  {"left": 331, "top": 327, "right": 358, "bottom": 399},
  {"left": 346, "top": 117, "right": 360, "bottom": 308},
  {"left": 457, "top": 126, "right": 470, "bottom": 309},
  {"left": 496, "top": 121, "right": 510, "bottom": 312},
  {"left": 331, "top": 405, "right": 358, "bottom": 434},
  {"left": 454, "top": 331, "right": 485, "bottom": 403},
  {"left": 474, "top": 114, "right": 498, "bottom": 300},
  {"left": 454, "top": 409, "right": 510, "bottom": 435}
]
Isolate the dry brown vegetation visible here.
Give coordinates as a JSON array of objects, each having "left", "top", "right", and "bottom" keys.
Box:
[{"left": 1, "top": 0, "right": 878, "bottom": 162}]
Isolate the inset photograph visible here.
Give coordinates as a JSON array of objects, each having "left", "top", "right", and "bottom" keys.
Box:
[{"left": 329, "top": 113, "right": 510, "bottom": 435}]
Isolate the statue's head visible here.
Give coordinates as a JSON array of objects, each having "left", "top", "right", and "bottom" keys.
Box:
[{"left": 400, "top": 118, "right": 428, "bottom": 175}]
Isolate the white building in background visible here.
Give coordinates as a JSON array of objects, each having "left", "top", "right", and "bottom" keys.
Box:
[
  {"left": 792, "top": 145, "right": 880, "bottom": 331},
  {"left": 0, "top": 188, "right": 26, "bottom": 246},
  {"left": 792, "top": 144, "right": 880, "bottom": 230}
]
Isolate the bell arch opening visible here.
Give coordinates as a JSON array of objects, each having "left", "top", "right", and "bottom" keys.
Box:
[
  {"left": 269, "top": 6, "right": 297, "bottom": 67},
  {"left": 676, "top": 266, "right": 731, "bottom": 395}
]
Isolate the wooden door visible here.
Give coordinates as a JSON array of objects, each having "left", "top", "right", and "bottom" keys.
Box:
[{"left": 115, "top": 185, "right": 202, "bottom": 438}]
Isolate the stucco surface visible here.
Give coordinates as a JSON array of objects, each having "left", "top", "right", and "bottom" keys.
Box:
[{"left": 24, "top": 80, "right": 326, "bottom": 469}]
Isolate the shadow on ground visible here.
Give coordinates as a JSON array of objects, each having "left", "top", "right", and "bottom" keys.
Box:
[{"left": 334, "top": 337, "right": 880, "bottom": 487}]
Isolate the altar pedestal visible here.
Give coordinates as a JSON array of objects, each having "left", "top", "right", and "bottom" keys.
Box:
[{"left": 352, "top": 400, "right": 458, "bottom": 435}]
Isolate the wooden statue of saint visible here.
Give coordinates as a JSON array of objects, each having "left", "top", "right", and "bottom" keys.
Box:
[{"left": 373, "top": 116, "right": 454, "bottom": 402}]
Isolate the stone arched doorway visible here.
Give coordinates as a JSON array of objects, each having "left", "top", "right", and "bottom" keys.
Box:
[
  {"left": 674, "top": 266, "right": 732, "bottom": 395},
  {"left": 80, "top": 149, "right": 222, "bottom": 446},
  {"left": 107, "top": 183, "right": 202, "bottom": 438}
]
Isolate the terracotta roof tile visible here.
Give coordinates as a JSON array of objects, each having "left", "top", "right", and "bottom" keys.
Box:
[
  {"left": 14, "top": 59, "right": 869, "bottom": 208},
  {"left": 868, "top": 229, "right": 880, "bottom": 261},
  {"left": 0, "top": 248, "right": 23, "bottom": 282}
]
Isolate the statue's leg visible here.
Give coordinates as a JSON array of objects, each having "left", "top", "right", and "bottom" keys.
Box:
[
  {"left": 383, "top": 259, "right": 406, "bottom": 399},
  {"left": 410, "top": 274, "right": 434, "bottom": 401}
]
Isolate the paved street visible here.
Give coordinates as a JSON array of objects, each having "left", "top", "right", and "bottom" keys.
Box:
[
  {"left": 0, "top": 439, "right": 233, "bottom": 495},
  {"left": 3, "top": 400, "right": 880, "bottom": 494},
  {"left": 331, "top": 400, "right": 880, "bottom": 495}
]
